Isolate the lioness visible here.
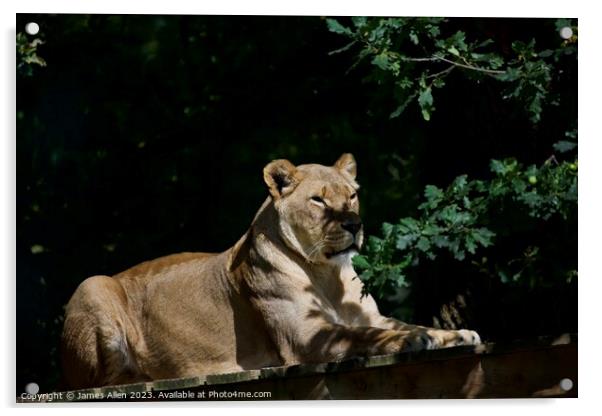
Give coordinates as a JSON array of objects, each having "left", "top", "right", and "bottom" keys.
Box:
[{"left": 61, "top": 154, "right": 480, "bottom": 389}]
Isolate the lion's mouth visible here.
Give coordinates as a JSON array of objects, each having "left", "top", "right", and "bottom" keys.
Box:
[{"left": 325, "top": 244, "right": 359, "bottom": 259}]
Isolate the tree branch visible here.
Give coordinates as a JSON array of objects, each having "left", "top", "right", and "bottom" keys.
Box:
[
  {"left": 426, "top": 65, "right": 455, "bottom": 79},
  {"left": 400, "top": 54, "right": 506, "bottom": 75},
  {"left": 432, "top": 55, "right": 505, "bottom": 75}
]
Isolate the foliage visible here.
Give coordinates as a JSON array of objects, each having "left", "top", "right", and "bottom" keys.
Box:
[
  {"left": 352, "top": 154, "right": 577, "bottom": 297},
  {"left": 327, "top": 17, "right": 578, "bottom": 315},
  {"left": 17, "top": 32, "right": 46, "bottom": 77},
  {"left": 326, "top": 17, "right": 577, "bottom": 123}
]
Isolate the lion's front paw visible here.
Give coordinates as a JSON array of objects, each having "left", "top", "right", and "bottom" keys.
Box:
[
  {"left": 398, "top": 328, "right": 481, "bottom": 353},
  {"left": 458, "top": 329, "right": 481, "bottom": 346},
  {"left": 426, "top": 328, "right": 481, "bottom": 349},
  {"left": 399, "top": 329, "right": 435, "bottom": 352}
]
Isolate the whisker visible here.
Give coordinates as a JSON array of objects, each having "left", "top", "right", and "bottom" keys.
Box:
[
  {"left": 307, "top": 241, "right": 324, "bottom": 258},
  {"left": 306, "top": 239, "right": 327, "bottom": 263}
]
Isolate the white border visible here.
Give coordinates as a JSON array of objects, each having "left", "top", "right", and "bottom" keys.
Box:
[
  {"left": 3, "top": 1, "right": 601, "bottom": 415},
  {"left": 6, "top": 0, "right": 587, "bottom": 17}
]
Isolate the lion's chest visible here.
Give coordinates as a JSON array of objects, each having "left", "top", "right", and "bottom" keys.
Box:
[{"left": 309, "top": 274, "right": 373, "bottom": 328}]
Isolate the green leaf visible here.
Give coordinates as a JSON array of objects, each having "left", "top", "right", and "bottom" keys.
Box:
[
  {"left": 451, "top": 175, "right": 468, "bottom": 193},
  {"left": 448, "top": 46, "right": 460, "bottom": 56},
  {"left": 489, "top": 55, "right": 504, "bottom": 69},
  {"left": 423, "top": 184, "right": 444, "bottom": 208},
  {"left": 471, "top": 228, "right": 495, "bottom": 247},
  {"left": 352, "top": 255, "right": 371, "bottom": 270},
  {"left": 399, "top": 217, "right": 420, "bottom": 233},
  {"left": 511, "top": 178, "right": 527, "bottom": 194},
  {"left": 462, "top": 196, "right": 471, "bottom": 209},
  {"left": 427, "top": 25, "right": 440, "bottom": 38},
  {"left": 553, "top": 140, "right": 577, "bottom": 153},
  {"left": 464, "top": 235, "right": 477, "bottom": 254},
  {"left": 422, "top": 223, "right": 443, "bottom": 236},
  {"left": 418, "top": 87, "right": 434, "bottom": 121},
  {"left": 490, "top": 159, "right": 506, "bottom": 175},
  {"left": 432, "top": 77, "right": 445, "bottom": 88},
  {"left": 432, "top": 235, "right": 450, "bottom": 248},
  {"left": 365, "top": 235, "right": 383, "bottom": 253},
  {"left": 449, "top": 31, "right": 468, "bottom": 51},
  {"left": 357, "top": 269, "right": 373, "bottom": 283},
  {"left": 438, "top": 205, "right": 460, "bottom": 223},
  {"left": 396, "top": 234, "right": 417, "bottom": 251},
  {"left": 397, "top": 77, "right": 413, "bottom": 89},
  {"left": 372, "top": 53, "right": 390, "bottom": 70},
  {"left": 496, "top": 67, "right": 520, "bottom": 82},
  {"left": 351, "top": 16, "right": 368, "bottom": 28},
  {"left": 382, "top": 222, "right": 394, "bottom": 238},
  {"left": 453, "top": 248, "right": 466, "bottom": 261},
  {"left": 528, "top": 93, "right": 543, "bottom": 123},
  {"left": 525, "top": 164, "right": 538, "bottom": 178},
  {"left": 555, "top": 18, "right": 572, "bottom": 31},
  {"left": 416, "top": 236, "right": 431, "bottom": 252},
  {"left": 409, "top": 31, "right": 419, "bottom": 45},
  {"left": 520, "top": 191, "right": 543, "bottom": 209},
  {"left": 326, "top": 19, "right": 353, "bottom": 35},
  {"left": 539, "top": 49, "right": 554, "bottom": 58},
  {"left": 418, "top": 87, "right": 433, "bottom": 107},
  {"left": 393, "top": 274, "right": 409, "bottom": 287}
]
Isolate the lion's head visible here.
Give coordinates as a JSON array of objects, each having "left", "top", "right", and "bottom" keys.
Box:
[{"left": 262, "top": 153, "right": 363, "bottom": 265}]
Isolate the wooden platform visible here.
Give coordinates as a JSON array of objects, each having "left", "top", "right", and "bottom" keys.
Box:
[{"left": 19, "top": 333, "right": 577, "bottom": 402}]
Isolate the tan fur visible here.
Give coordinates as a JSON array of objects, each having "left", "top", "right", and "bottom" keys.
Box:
[{"left": 61, "top": 154, "right": 480, "bottom": 389}]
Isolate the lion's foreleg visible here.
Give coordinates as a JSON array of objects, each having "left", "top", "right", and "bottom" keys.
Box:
[{"left": 377, "top": 317, "right": 481, "bottom": 349}]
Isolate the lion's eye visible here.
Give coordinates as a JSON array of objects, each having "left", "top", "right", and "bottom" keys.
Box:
[
  {"left": 350, "top": 193, "right": 357, "bottom": 200},
  {"left": 310, "top": 196, "right": 325, "bottom": 205}
]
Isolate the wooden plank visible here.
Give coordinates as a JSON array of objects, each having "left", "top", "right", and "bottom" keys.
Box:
[{"left": 17, "top": 334, "right": 577, "bottom": 402}]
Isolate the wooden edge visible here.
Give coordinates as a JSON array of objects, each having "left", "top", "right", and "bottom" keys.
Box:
[{"left": 17, "top": 333, "right": 577, "bottom": 402}]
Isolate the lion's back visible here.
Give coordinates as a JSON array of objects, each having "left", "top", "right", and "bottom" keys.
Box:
[{"left": 113, "top": 252, "right": 217, "bottom": 282}]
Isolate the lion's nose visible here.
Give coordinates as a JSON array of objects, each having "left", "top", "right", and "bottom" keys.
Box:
[{"left": 341, "top": 220, "right": 362, "bottom": 236}]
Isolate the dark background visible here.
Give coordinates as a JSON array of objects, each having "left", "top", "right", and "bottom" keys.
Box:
[{"left": 16, "top": 15, "right": 577, "bottom": 391}]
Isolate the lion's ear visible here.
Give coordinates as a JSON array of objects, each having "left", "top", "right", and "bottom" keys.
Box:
[
  {"left": 263, "top": 159, "right": 298, "bottom": 199},
  {"left": 334, "top": 153, "right": 357, "bottom": 179}
]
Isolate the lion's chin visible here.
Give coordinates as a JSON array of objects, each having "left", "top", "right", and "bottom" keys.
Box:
[
  {"left": 325, "top": 243, "right": 359, "bottom": 259},
  {"left": 324, "top": 247, "right": 358, "bottom": 268}
]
